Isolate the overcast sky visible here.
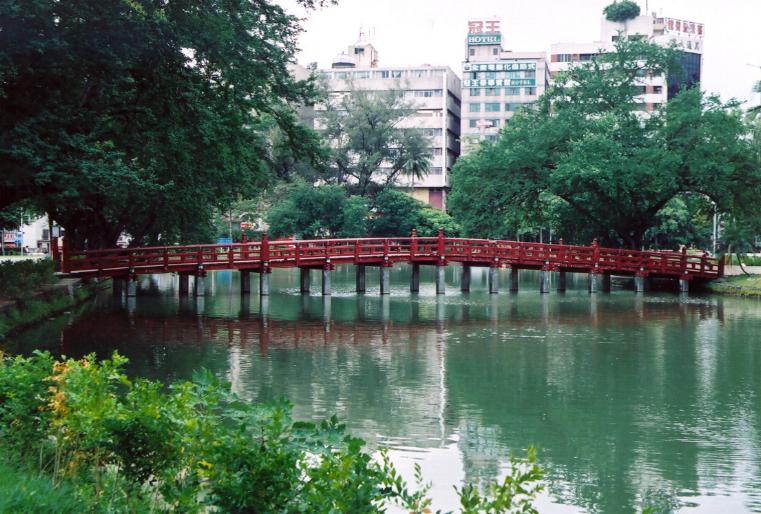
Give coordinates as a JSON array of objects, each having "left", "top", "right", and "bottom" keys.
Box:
[{"left": 278, "top": 0, "right": 761, "bottom": 106}]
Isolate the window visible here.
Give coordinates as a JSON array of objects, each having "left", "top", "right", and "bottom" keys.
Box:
[
  {"left": 421, "top": 128, "right": 443, "bottom": 137},
  {"left": 468, "top": 119, "right": 478, "bottom": 128},
  {"left": 487, "top": 119, "right": 500, "bottom": 128},
  {"left": 653, "top": 86, "right": 663, "bottom": 94},
  {"left": 485, "top": 87, "right": 500, "bottom": 96},
  {"left": 524, "top": 87, "right": 536, "bottom": 96},
  {"left": 469, "top": 48, "right": 476, "bottom": 56},
  {"left": 391, "top": 70, "right": 403, "bottom": 78},
  {"left": 335, "top": 72, "right": 348, "bottom": 79},
  {"left": 318, "top": 72, "right": 332, "bottom": 80},
  {"left": 579, "top": 54, "right": 594, "bottom": 61},
  {"left": 430, "top": 167, "right": 443, "bottom": 175},
  {"left": 355, "top": 71, "right": 369, "bottom": 79},
  {"left": 523, "top": 70, "right": 536, "bottom": 79},
  {"left": 485, "top": 71, "right": 497, "bottom": 80},
  {"left": 374, "top": 70, "right": 390, "bottom": 78},
  {"left": 492, "top": 48, "right": 499, "bottom": 55},
  {"left": 354, "top": 47, "right": 364, "bottom": 55},
  {"left": 469, "top": 103, "right": 481, "bottom": 112},
  {"left": 410, "top": 69, "right": 427, "bottom": 78},
  {"left": 432, "top": 147, "right": 443, "bottom": 156},
  {"left": 470, "top": 88, "right": 481, "bottom": 96},
  {"left": 504, "top": 87, "right": 521, "bottom": 96},
  {"left": 505, "top": 102, "right": 522, "bottom": 112},
  {"left": 555, "top": 54, "right": 572, "bottom": 62},
  {"left": 484, "top": 102, "right": 500, "bottom": 112}
]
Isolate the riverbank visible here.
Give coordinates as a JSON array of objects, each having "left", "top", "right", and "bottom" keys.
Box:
[
  {"left": 0, "top": 259, "right": 104, "bottom": 339},
  {"left": 707, "top": 273, "right": 761, "bottom": 298}
]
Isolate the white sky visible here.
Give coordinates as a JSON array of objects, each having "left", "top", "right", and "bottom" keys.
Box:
[{"left": 279, "top": 0, "right": 761, "bottom": 106}]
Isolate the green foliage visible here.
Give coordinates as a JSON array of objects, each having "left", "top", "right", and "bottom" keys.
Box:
[
  {"left": 456, "top": 447, "right": 544, "bottom": 514},
  {"left": 0, "top": 457, "right": 87, "bottom": 514},
  {"left": 371, "top": 189, "right": 460, "bottom": 237},
  {"left": 603, "top": 0, "right": 641, "bottom": 22},
  {"left": 0, "top": 351, "right": 544, "bottom": 513},
  {"left": 320, "top": 86, "right": 432, "bottom": 198},
  {"left": 0, "top": 0, "right": 325, "bottom": 248},
  {"left": 0, "top": 259, "right": 54, "bottom": 300},
  {"left": 450, "top": 38, "right": 759, "bottom": 248},
  {"left": 266, "top": 183, "right": 369, "bottom": 239}
]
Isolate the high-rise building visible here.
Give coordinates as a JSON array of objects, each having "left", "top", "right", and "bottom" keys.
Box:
[
  {"left": 314, "top": 35, "right": 461, "bottom": 210},
  {"left": 459, "top": 19, "right": 550, "bottom": 156},
  {"left": 549, "top": 11, "right": 704, "bottom": 110}
]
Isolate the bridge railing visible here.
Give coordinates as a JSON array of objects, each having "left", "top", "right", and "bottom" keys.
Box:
[{"left": 60, "top": 235, "right": 721, "bottom": 279}]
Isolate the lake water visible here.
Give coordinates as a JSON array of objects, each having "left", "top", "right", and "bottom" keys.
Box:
[{"left": 5, "top": 265, "right": 761, "bottom": 513}]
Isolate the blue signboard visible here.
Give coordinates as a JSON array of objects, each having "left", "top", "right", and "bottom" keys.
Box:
[{"left": 217, "top": 237, "right": 233, "bottom": 245}]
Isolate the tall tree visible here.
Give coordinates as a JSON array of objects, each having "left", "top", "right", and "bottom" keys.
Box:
[
  {"left": 319, "top": 86, "right": 432, "bottom": 198},
  {"left": 0, "top": 0, "right": 330, "bottom": 248},
  {"left": 449, "top": 39, "right": 758, "bottom": 248}
]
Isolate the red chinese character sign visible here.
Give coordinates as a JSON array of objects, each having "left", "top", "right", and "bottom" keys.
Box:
[{"left": 468, "top": 19, "right": 500, "bottom": 34}]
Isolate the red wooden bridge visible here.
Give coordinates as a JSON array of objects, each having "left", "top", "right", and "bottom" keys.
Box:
[{"left": 54, "top": 230, "right": 722, "bottom": 296}]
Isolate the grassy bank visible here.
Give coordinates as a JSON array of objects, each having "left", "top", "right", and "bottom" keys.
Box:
[
  {"left": 707, "top": 274, "right": 761, "bottom": 297},
  {"left": 0, "top": 351, "right": 542, "bottom": 513},
  {"left": 0, "top": 260, "right": 101, "bottom": 340}
]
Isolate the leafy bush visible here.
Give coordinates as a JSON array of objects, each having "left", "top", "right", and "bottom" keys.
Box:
[
  {"left": 603, "top": 0, "right": 641, "bottom": 22},
  {"left": 0, "top": 259, "right": 55, "bottom": 300},
  {"left": 371, "top": 188, "right": 461, "bottom": 237},
  {"left": 0, "top": 351, "right": 543, "bottom": 513}
]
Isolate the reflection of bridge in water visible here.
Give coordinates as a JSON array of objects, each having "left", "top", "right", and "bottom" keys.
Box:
[{"left": 57, "top": 232, "right": 722, "bottom": 297}]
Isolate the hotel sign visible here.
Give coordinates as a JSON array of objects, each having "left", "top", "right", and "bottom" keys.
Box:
[
  {"left": 663, "top": 17, "right": 704, "bottom": 37},
  {"left": 462, "top": 78, "right": 536, "bottom": 88},
  {"left": 464, "top": 62, "right": 536, "bottom": 72},
  {"left": 468, "top": 34, "right": 501, "bottom": 45}
]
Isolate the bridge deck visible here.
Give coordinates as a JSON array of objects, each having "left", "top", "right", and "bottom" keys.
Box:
[{"left": 57, "top": 234, "right": 722, "bottom": 281}]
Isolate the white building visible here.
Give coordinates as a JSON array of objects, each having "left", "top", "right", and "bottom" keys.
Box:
[
  {"left": 315, "top": 36, "right": 461, "bottom": 210},
  {"left": 459, "top": 19, "right": 550, "bottom": 156},
  {"left": 549, "top": 11, "right": 704, "bottom": 111}
]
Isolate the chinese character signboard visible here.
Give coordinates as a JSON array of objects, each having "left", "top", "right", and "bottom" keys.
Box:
[
  {"left": 467, "top": 19, "right": 502, "bottom": 45},
  {"left": 663, "top": 17, "right": 704, "bottom": 37}
]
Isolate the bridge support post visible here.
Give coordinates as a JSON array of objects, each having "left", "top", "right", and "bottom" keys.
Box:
[
  {"left": 588, "top": 272, "right": 599, "bottom": 294},
  {"left": 379, "top": 266, "right": 390, "bottom": 295},
  {"left": 635, "top": 273, "right": 650, "bottom": 293},
  {"left": 679, "top": 277, "right": 690, "bottom": 294},
  {"left": 556, "top": 271, "right": 567, "bottom": 293},
  {"left": 259, "top": 270, "right": 269, "bottom": 296},
  {"left": 435, "top": 265, "right": 446, "bottom": 295},
  {"left": 539, "top": 269, "right": 550, "bottom": 294},
  {"left": 509, "top": 267, "right": 519, "bottom": 292},
  {"left": 126, "top": 278, "right": 137, "bottom": 297},
  {"left": 194, "top": 269, "right": 206, "bottom": 297},
  {"left": 113, "top": 277, "right": 126, "bottom": 297},
  {"left": 461, "top": 265, "right": 471, "bottom": 293},
  {"left": 601, "top": 273, "right": 611, "bottom": 293},
  {"left": 300, "top": 268, "right": 311, "bottom": 294},
  {"left": 355, "top": 265, "right": 366, "bottom": 293},
  {"left": 178, "top": 273, "right": 190, "bottom": 296},
  {"left": 410, "top": 264, "right": 420, "bottom": 293},
  {"left": 322, "top": 267, "right": 331, "bottom": 296},
  {"left": 240, "top": 270, "right": 251, "bottom": 294},
  {"left": 488, "top": 266, "right": 499, "bottom": 294}
]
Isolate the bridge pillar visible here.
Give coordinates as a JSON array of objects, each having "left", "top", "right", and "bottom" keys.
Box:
[
  {"left": 410, "top": 264, "right": 420, "bottom": 293},
  {"left": 601, "top": 273, "right": 612, "bottom": 293},
  {"left": 588, "top": 272, "right": 600, "bottom": 294},
  {"left": 461, "top": 265, "right": 471, "bottom": 293},
  {"left": 322, "top": 268, "right": 331, "bottom": 296},
  {"left": 635, "top": 273, "right": 650, "bottom": 293},
  {"left": 126, "top": 278, "right": 137, "bottom": 297},
  {"left": 259, "top": 270, "right": 269, "bottom": 296},
  {"left": 539, "top": 269, "right": 550, "bottom": 294},
  {"left": 488, "top": 266, "right": 499, "bottom": 294},
  {"left": 379, "top": 266, "right": 391, "bottom": 295},
  {"left": 435, "top": 265, "right": 446, "bottom": 295},
  {"left": 300, "top": 268, "right": 311, "bottom": 294},
  {"left": 509, "top": 267, "right": 519, "bottom": 292},
  {"left": 679, "top": 277, "right": 690, "bottom": 294},
  {"left": 556, "top": 271, "right": 567, "bottom": 293},
  {"left": 240, "top": 270, "right": 251, "bottom": 294},
  {"left": 355, "top": 265, "right": 366, "bottom": 293},
  {"left": 194, "top": 270, "right": 206, "bottom": 297},
  {"left": 178, "top": 273, "right": 190, "bottom": 296},
  {"left": 112, "top": 277, "right": 126, "bottom": 297}
]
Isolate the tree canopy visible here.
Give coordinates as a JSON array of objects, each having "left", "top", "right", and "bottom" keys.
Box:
[
  {"left": 318, "top": 86, "right": 433, "bottom": 198},
  {"left": 449, "top": 39, "right": 759, "bottom": 249},
  {"left": 0, "top": 0, "right": 325, "bottom": 248},
  {"left": 603, "top": 1, "right": 641, "bottom": 22}
]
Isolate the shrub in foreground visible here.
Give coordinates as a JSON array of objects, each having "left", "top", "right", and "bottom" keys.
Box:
[{"left": 0, "top": 350, "right": 543, "bottom": 513}]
